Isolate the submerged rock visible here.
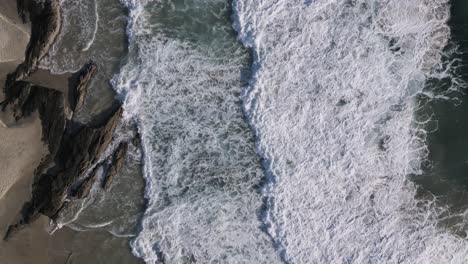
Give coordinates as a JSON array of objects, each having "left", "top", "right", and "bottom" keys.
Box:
[{"left": 72, "top": 165, "right": 101, "bottom": 199}]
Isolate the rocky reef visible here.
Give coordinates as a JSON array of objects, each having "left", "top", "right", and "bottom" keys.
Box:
[{"left": 1, "top": 0, "right": 134, "bottom": 239}]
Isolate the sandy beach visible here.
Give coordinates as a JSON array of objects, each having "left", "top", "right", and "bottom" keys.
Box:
[
  {"left": 0, "top": 3, "right": 29, "bottom": 63},
  {"left": 0, "top": 2, "right": 51, "bottom": 263},
  {"left": 0, "top": 0, "right": 47, "bottom": 230}
]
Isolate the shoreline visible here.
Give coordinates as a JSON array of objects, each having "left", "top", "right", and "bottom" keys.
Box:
[
  {"left": 0, "top": 1, "right": 51, "bottom": 263},
  {"left": 0, "top": 1, "right": 142, "bottom": 263}
]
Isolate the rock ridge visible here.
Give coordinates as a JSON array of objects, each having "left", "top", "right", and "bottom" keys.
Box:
[{"left": 1, "top": 0, "right": 132, "bottom": 240}]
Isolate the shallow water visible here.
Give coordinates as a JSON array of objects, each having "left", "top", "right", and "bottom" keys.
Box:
[{"left": 42, "top": 0, "right": 128, "bottom": 121}]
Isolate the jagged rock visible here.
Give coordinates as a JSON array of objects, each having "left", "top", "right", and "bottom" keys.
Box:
[
  {"left": 2, "top": 81, "right": 66, "bottom": 155},
  {"left": 71, "top": 165, "right": 101, "bottom": 199},
  {"left": 102, "top": 142, "right": 129, "bottom": 190},
  {"left": 7, "top": 0, "right": 61, "bottom": 83},
  {"left": 44, "top": 105, "right": 123, "bottom": 217},
  {"left": 3, "top": 103, "right": 123, "bottom": 240},
  {"left": 70, "top": 62, "right": 97, "bottom": 112},
  {"left": 2, "top": 0, "right": 131, "bottom": 241}
]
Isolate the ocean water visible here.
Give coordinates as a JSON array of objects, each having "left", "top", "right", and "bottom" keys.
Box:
[
  {"left": 412, "top": 0, "right": 468, "bottom": 235},
  {"left": 41, "top": 0, "right": 128, "bottom": 120},
  {"left": 43, "top": 0, "right": 468, "bottom": 263}
]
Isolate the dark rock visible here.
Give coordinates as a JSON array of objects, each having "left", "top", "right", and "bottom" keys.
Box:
[
  {"left": 132, "top": 127, "right": 142, "bottom": 147},
  {"left": 3, "top": 103, "right": 123, "bottom": 240},
  {"left": 69, "top": 62, "right": 98, "bottom": 113},
  {"left": 102, "top": 142, "right": 129, "bottom": 190},
  {"left": 3, "top": 81, "right": 66, "bottom": 155},
  {"left": 16, "top": 0, "right": 32, "bottom": 23},
  {"left": 43, "top": 105, "right": 123, "bottom": 217},
  {"left": 8, "top": 0, "right": 61, "bottom": 84},
  {"left": 336, "top": 98, "right": 348, "bottom": 106},
  {"left": 71, "top": 165, "right": 101, "bottom": 199}
]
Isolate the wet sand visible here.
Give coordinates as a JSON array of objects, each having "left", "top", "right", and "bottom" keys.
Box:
[
  {"left": 26, "top": 69, "right": 71, "bottom": 93},
  {"left": 0, "top": 216, "right": 51, "bottom": 264},
  {"left": 0, "top": 215, "right": 143, "bottom": 264},
  {"left": 0, "top": 4, "right": 29, "bottom": 63}
]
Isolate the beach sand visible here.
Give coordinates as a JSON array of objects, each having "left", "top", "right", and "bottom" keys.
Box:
[
  {"left": 0, "top": 114, "right": 47, "bottom": 235},
  {"left": 0, "top": 2, "right": 29, "bottom": 63},
  {"left": 0, "top": 2, "right": 51, "bottom": 263},
  {"left": 0, "top": 0, "right": 47, "bottom": 234},
  {"left": 0, "top": 215, "right": 143, "bottom": 264}
]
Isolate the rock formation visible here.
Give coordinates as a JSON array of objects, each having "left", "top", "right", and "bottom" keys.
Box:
[
  {"left": 3, "top": 90, "right": 124, "bottom": 239},
  {"left": 8, "top": 0, "right": 61, "bottom": 83},
  {"left": 69, "top": 62, "right": 97, "bottom": 113},
  {"left": 102, "top": 141, "right": 129, "bottom": 190},
  {"left": 2, "top": 81, "right": 66, "bottom": 155},
  {"left": 2, "top": 0, "right": 133, "bottom": 240}
]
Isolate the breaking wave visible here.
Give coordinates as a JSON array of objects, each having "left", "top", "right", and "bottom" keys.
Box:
[
  {"left": 234, "top": 0, "right": 468, "bottom": 262},
  {"left": 113, "top": 0, "right": 280, "bottom": 262}
]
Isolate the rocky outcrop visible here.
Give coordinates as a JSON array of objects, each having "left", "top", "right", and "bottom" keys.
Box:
[
  {"left": 1, "top": 0, "right": 132, "bottom": 241},
  {"left": 39, "top": 105, "right": 123, "bottom": 218},
  {"left": 2, "top": 81, "right": 66, "bottom": 155},
  {"left": 72, "top": 166, "right": 101, "bottom": 199},
  {"left": 4, "top": 104, "right": 124, "bottom": 239},
  {"left": 69, "top": 62, "right": 97, "bottom": 112},
  {"left": 71, "top": 140, "right": 130, "bottom": 199},
  {"left": 102, "top": 142, "right": 129, "bottom": 190},
  {"left": 8, "top": 0, "right": 61, "bottom": 83}
]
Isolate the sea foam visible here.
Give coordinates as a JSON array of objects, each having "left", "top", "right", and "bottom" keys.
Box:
[
  {"left": 114, "top": 0, "right": 281, "bottom": 262},
  {"left": 233, "top": 0, "right": 468, "bottom": 262}
]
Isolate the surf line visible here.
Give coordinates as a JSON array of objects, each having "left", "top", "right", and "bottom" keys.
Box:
[{"left": 82, "top": 0, "right": 99, "bottom": 52}]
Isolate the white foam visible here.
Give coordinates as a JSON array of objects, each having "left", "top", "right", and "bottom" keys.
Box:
[
  {"left": 81, "top": 0, "right": 99, "bottom": 52},
  {"left": 233, "top": 0, "right": 468, "bottom": 262},
  {"left": 113, "top": 0, "right": 281, "bottom": 262}
]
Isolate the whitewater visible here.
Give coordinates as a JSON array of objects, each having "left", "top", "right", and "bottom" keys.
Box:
[
  {"left": 234, "top": 0, "right": 468, "bottom": 263},
  {"left": 114, "top": 0, "right": 281, "bottom": 262}
]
